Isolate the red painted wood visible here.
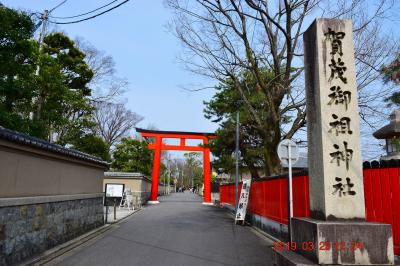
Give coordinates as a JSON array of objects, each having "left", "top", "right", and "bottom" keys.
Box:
[
  {"left": 281, "top": 178, "right": 289, "bottom": 224},
  {"left": 371, "top": 168, "right": 384, "bottom": 222},
  {"left": 363, "top": 169, "right": 375, "bottom": 220},
  {"left": 389, "top": 167, "right": 400, "bottom": 252},
  {"left": 293, "top": 175, "right": 309, "bottom": 218},
  {"left": 140, "top": 132, "right": 214, "bottom": 139},
  {"left": 380, "top": 167, "right": 393, "bottom": 225},
  {"left": 149, "top": 136, "right": 162, "bottom": 201},
  {"left": 304, "top": 175, "right": 310, "bottom": 217},
  {"left": 203, "top": 138, "right": 211, "bottom": 203},
  {"left": 149, "top": 143, "right": 206, "bottom": 151},
  {"left": 251, "top": 181, "right": 264, "bottom": 216},
  {"left": 263, "top": 179, "right": 281, "bottom": 222}
]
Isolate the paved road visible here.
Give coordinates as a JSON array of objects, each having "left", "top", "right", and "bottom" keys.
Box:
[{"left": 57, "top": 192, "right": 275, "bottom": 266}]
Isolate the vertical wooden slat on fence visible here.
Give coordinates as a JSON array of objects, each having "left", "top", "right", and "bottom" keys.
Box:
[
  {"left": 223, "top": 185, "right": 228, "bottom": 205},
  {"left": 264, "top": 179, "right": 278, "bottom": 222},
  {"left": 304, "top": 175, "right": 310, "bottom": 217},
  {"left": 227, "top": 185, "right": 231, "bottom": 205},
  {"left": 281, "top": 178, "right": 287, "bottom": 224},
  {"left": 250, "top": 181, "right": 257, "bottom": 214},
  {"left": 229, "top": 185, "right": 233, "bottom": 206},
  {"left": 371, "top": 161, "right": 384, "bottom": 222},
  {"left": 252, "top": 181, "right": 262, "bottom": 216},
  {"left": 248, "top": 182, "right": 254, "bottom": 213},
  {"left": 232, "top": 183, "right": 236, "bottom": 206},
  {"left": 263, "top": 180, "right": 271, "bottom": 220},
  {"left": 292, "top": 176, "right": 299, "bottom": 217},
  {"left": 220, "top": 186, "right": 225, "bottom": 203},
  {"left": 281, "top": 178, "right": 288, "bottom": 225},
  {"left": 292, "top": 175, "right": 309, "bottom": 218},
  {"left": 261, "top": 180, "right": 266, "bottom": 217},
  {"left": 363, "top": 162, "right": 375, "bottom": 220},
  {"left": 388, "top": 160, "right": 400, "bottom": 255},
  {"left": 292, "top": 175, "right": 301, "bottom": 217},
  {"left": 258, "top": 181, "right": 264, "bottom": 216},
  {"left": 380, "top": 163, "right": 393, "bottom": 225}
]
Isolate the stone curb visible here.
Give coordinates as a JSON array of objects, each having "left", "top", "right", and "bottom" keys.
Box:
[{"left": 22, "top": 208, "right": 142, "bottom": 266}]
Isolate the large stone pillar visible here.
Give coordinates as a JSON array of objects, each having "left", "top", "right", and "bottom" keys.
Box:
[
  {"left": 286, "top": 18, "right": 394, "bottom": 265},
  {"left": 305, "top": 19, "right": 365, "bottom": 220}
]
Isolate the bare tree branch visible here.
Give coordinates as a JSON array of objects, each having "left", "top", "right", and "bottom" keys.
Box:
[{"left": 92, "top": 101, "right": 143, "bottom": 149}]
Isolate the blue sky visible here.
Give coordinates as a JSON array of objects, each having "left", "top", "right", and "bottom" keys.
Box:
[
  {"left": 2, "top": 0, "right": 217, "bottom": 134},
  {"left": 2, "top": 1, "right": 399, "bottom": 161}
]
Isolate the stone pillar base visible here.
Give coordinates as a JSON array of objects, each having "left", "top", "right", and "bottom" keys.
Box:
[{"left": 290, "top": 218, "right": 394, "bottom": 265}]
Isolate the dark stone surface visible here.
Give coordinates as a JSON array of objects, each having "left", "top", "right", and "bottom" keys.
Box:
[
  {"left": 0, "top": 197, "right": 104, "bottom": 265},
  {"left": 247, "top": 213, "right": 289, "bottom": 241},
  {"left": 291, "top": 217, "right": 394, "bottom": 265}
]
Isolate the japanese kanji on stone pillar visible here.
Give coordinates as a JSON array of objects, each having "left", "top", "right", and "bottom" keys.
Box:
[
  {"left": 287, "top": 18, "right": 394, "bottom": 265},
  {"left": 306, "top": 19, "right": 364, "bottom": 220}
]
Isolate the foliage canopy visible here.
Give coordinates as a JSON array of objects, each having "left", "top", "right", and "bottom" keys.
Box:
[{"left": 111, "top": 138, "right": 153, "bottom": 175}]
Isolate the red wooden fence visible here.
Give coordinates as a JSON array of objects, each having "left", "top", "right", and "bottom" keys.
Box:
[
  {"left": 219, "top": 160, "right": 400, "bottom": 255},
  {"left": 363, "top": 160, "right": 400, "bottom": 255}
]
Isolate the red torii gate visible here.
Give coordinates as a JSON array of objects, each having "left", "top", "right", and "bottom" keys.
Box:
[{"left": 136, "top": 128, "right": 216, "bottom": 205}]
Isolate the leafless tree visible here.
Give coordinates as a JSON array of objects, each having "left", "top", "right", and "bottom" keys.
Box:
[
  {"left": 75, "top": 37, "right": 115, "bottom": 82},
  {"left": 93, "top": 101, "right": 143, "bottom": 149},
  {"left": 75, "top": 37, "right": 127, "bottom": 103},
  {"left": 166, "top": 0, "right": 399, "bottom": 174},
  {"left": 74, "top": 38, "right": 144, "bottom": 150}
]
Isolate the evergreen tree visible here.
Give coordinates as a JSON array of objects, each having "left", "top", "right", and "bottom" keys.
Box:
[{"left": 111, "top": 138, "right": 153, "bottom": 175}]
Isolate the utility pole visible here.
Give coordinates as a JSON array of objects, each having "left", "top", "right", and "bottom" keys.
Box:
[
  {"left": 32, "top": 0, "right": 67, "bottom": 136},
  {"left": 164, "top": 163, "right": 167, "bottom": 196},
  {"left": 181, "top": 168, "right": 184, "bottom": 189},
  {"left": 30, "top": 9, "right": 49, "bottom": 122},
  {"left": 235, "top": 111, "right": 240, "bottom": 211},
  {"left": 167, "top": 156, "right": 171, "bottom": 195},
  {"left": 35, "top": 0, "right": 68, "bottom": 80},
  {"left": 34, "top": 9, "right": 49, "bottom": 126},
  {"left": 37, "top": 10, "right": 49, "bottom": 67},
  {"left": 175, "top": 161, "right": 178, "bottom": 193}
]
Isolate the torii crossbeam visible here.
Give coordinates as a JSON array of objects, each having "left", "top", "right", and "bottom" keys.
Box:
[{"left": 136, "top": 128, "right": 216, "bottom": 205}]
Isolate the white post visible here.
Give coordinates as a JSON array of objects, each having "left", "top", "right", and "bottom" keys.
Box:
[
  {"left": 288, "top": 142, "right": 293, "bottom": 241},
  {"left": 167, "top": 160, "right": 170, "bottom": 195},
  {"left": 235, "top": 111, "right": 240, "bottom": 210}
]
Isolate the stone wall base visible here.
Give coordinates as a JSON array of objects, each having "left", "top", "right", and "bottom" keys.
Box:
[
  {"left": 248, "top": 213, "right": 288, "bottom": 241},
  {"left": 290, "top": 217, "right": 394, "bottom": 265},
  {"left": 0, "top": 196, "right": 104, "bottom": 265}
]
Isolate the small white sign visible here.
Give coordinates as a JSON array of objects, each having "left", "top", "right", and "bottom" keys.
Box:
[
  {"left": 277, "top": 139, "right": 299, "bottom": 165},
  {"left": 235, "top": 179, "right": 251, "bottom": 223},
  {"left": 105, "top": 184, "right": 124, "bottom": 197}
]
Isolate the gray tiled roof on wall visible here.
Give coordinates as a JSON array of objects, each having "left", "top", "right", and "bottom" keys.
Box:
[{"left": 0, "top": 127, "right": 109, "bottom": 167}]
